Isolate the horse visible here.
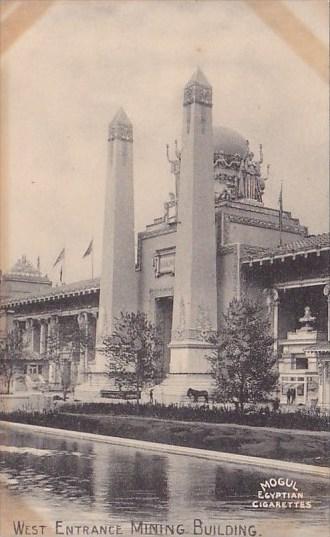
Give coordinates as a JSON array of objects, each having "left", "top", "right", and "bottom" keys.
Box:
[{"left": 187, "top": 387, "right": 209, "bottom": 403}]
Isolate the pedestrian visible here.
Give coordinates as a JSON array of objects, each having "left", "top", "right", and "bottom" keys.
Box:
[
  {"left": 286, "top": 388, "right": 291, "bottom": 405},
  {"left": 149, "top": 388, "right": 154, "bottom": 404},
  {"left": 291, "top": 388, "right": 296, "bottom": 404},
  {"left": 272, "top": 398, "right": 280, "bottom": 412}
]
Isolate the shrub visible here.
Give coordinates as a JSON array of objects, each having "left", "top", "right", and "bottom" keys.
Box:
[{"left": 1, "top": 401, "right": 328, "bottom": 432}]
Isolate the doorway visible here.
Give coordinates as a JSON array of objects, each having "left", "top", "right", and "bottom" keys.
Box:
[{"left": 155, "top": 296, "right": 173, "bottom": 379}]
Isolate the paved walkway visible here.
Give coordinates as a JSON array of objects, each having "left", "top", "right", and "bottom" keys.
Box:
[
  {"left": 73, "top": 411, "right": 330, "bottom": 437},
  {"left": 1, "top": 420, "right": 329, "bottom": 479}
]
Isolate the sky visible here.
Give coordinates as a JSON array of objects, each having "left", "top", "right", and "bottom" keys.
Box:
[{"left": 1, "top": 0, "right": 329, "bottom": 283}]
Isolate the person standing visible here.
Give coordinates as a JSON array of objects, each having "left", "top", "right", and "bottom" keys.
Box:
[{"left": 287, "top": 387, "right": 291, "bottom": 405}]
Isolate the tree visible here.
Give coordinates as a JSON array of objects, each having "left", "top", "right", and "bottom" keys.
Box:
[
  {"left": 208, "top": 297, "right": 278, "bottom": 412},
  {"left": 0, "top": 328, "right": 24, "bottom": 394},
  {"left": 102, "top": 312, "right": 163, "bottom": 407}
]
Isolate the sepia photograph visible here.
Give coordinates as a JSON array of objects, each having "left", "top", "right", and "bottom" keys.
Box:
[{"left": 0, "top": 1, "right": 329, "bottom": 537}]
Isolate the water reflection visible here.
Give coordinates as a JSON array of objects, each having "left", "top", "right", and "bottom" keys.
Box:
[
  {"left": 92, "top": 444, "right": 169, "bottom": 517},
  {"left": 0, "top": 427, "right": 329, "bottom": 537},
  {"left": 0, "top": 430, "right": 94, "bottom": 505}
]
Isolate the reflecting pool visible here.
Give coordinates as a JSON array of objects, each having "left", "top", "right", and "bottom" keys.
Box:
[{"left": 0, "top": 426, "right": 329, "bottom": 537}]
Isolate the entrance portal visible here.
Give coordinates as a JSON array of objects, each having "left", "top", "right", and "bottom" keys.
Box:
[{"left": 155, "top": 296, "right": 173, "bottom": 379}]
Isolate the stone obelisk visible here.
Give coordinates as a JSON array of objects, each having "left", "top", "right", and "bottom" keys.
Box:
[
  {"left": 166, "top": 68, "right": 217, "bottom": 401},
  {"left": 96, "top": 108, "right": 137, "bottom": 359},
  {"left": 77, "top": 109, "right": 137, "bottom": 398}
]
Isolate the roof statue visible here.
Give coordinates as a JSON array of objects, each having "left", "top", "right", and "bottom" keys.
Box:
[
  {"left": 214, "top": 135, "right": 270, "bottom": 204},
  {"left": 299, "top": 306, "right": 316, "bottom": 331},
  {"left": 166, "top": 139, "right": 181, "bottom": 203},
  {"left": 165, "top": 124, "right": 270, "bottom": 208},
  {"left": 9, "top": 255, "right": 40, "bottom": 276}
]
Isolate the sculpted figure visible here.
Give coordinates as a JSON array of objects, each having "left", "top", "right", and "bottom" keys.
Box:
[
  {"left": 214, "top": 150, "right": 230, "bottom": 169},
  {"left": 299, "top": 306, "right": 316, "bottom": 330}
]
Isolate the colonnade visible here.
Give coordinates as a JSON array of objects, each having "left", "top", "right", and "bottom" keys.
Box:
[
  {"left": 265, "top": 282, "right": 330, "bottom": 410},
  {"left": 14, "top": 310, "right": 97, "bottom": 384}
]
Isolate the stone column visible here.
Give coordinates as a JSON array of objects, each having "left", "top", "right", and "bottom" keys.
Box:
[
  {"left": 264, "top": 288, "right": 279, "bottom": 353},
  {"left": 317, "top": 359, "right": 325, "bottom": 408},
  {"left": 90, "top": 312, "right": 97, "bottom": 361},
  {"left": 31, "top": 320, "right": 41, "bottom": 354},
  {"left": 167, "top": 69, "right": 217, "bottom": 400},
  {"left": 47, "top": 316, "right": 59, "bottom": 382},
  {"left": 25, "top": 318, "right": 34, "bottom": 351},
  {"left": 77, "top": 311, "right": 89, "bottom": 382},
  {"left": 273, "top": 291, "right": 280, "bottom": 353},
  {"left": 40, "top": 320, "right": 47, "bottom": 356},
  {"left": 324, "top": 283, "right": 330, "bottom": 341}
]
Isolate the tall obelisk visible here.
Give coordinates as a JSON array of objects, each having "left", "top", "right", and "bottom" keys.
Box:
[
  {"left": 168, "top": 68, "right": 217, "bottom": 399},
  {"left": 95, "top": 108, "right": 137, "bottom": 372}
]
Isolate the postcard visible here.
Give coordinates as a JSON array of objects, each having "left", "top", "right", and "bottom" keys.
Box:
[{"left": 0, "top": 2, "right": 329, "bottom": 537}]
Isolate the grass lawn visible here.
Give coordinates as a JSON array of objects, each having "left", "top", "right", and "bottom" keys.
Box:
[{"left": 60, "top": 412, "right": 330, "bottom": 467}]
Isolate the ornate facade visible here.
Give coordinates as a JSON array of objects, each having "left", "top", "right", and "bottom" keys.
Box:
[{"left": 1, "top": 69, "right": 329, "bottom": 409}]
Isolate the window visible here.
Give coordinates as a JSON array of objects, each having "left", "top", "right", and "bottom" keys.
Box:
[
  {"left": 295, "top": 358, "right": 308, "bottom": 370},
  {"left": 297, "top": 384, "right": 304, "bottom": 396},
  {"left": 38, "top": 365, "right": 43, "bottom": 375}
]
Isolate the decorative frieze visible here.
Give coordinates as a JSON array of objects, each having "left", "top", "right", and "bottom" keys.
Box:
[
  {"left": 224, "top": 213, "right": 303, "bottom": 234},
  {"left": 108, "top": 123, "right": 133, "bottom": 143},
  {"left": 183, "top": 84, "right": 212, "bottom": 107},
  {"left": 172, "top": 328, "right": 215, "bottom": 342},
  {"left": 218, "top": 245, "right": 236, "bottom": 255},
  {"left": 172, "top": 302, "right": 215, "bottom": 342}
]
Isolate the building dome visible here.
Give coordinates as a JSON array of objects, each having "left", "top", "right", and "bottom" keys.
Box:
[{"left": 213, "top": 126, "right": 247, "bottom": 157}]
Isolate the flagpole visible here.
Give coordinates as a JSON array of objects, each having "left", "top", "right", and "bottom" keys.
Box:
[
  {"left": 279, "top": 183, "right": 283, "bottom": 247},
  {"left": 62, "top": 246, "right": 66, "bottom": 284},
  {"left": 91, "top": 241, "right": 94, "bottom": 279},
  {"left": 53, "top": 247, "right": 65, "bottom": 285}
]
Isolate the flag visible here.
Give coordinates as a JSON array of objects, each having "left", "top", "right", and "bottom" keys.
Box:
[
  {"left": 53, "top": 248, "right": 65, "bottom": 267},
  {"left": 83, "top": 239, "right": 93, "bottom": 258}
]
